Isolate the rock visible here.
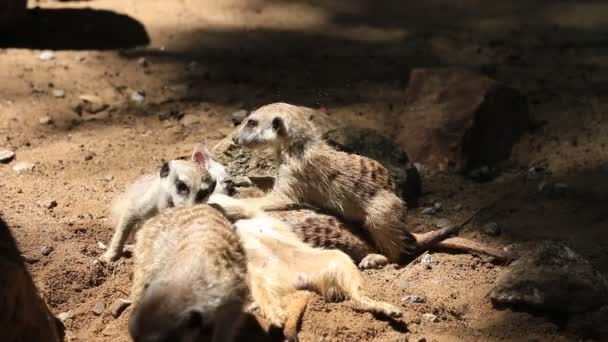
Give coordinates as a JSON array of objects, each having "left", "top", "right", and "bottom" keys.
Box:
[
  {"left": 52, "top": 89, "right": 65, "bottom": 98},
  {"left": 39, "top": 116, "right": 53, "bottom": 125},
  {"left": 136, "top": 57, "right": 148, "bottom": 67},
  {"left": 180, "top": 114, "right": 200, "bottom": 126},
  {"left": 46, "top": 200, "right": 58, "bottom": 209},
  {"left": 402, "top": 295, "right": 427, "bottom": 303},
  {"left": 92, "top": 302, "right": 105, "bottom": 316},
  {"left": 103, "top": 175, "right": 113, "bottom": 182},
  {"left": 12, "top": 161, "right": 34, "bottom": 174},
  {"left": 84, "top": 153, "right": 95, "bottom": 161},
  {"left": 212, "top": 105, "right": 340, "bottom": 178},
  {"left": 129, "top": 91, "right": 145, "bottom": 104},
  {"left": 74, "top": 95, "right": 108, "bottom": 115},
  {"left": 422, "top": 313, "right": 438, "bottom": 322},
  {"left": 490, "top": 241, "right": 608, "bottom": 313},
  {"left": 231, "top": 109, "right": 248, "bottom": 125},
  {"left": 399, "top": 68, "right": 530, "bottom": 172},
  {"left": 97, "top": 241, "right": 107, "bottom": 250},
  {"left": 41, "top": 245, "right": 53, "bottom": 256},
  {"left": 0, "top": 149, "right": 15, "bottom": 163},
  {"left": 38, "top": 51, "right": 56, "bottom": 61},
  {"left": 482, "top": 222, "right": 501, "bottom": 236},
  {"left": 323, "top": 126, "right": 422, "bottom": 205},
  {"left": 421, "top": 254, "right": 432, "bottom": 269},
  {"left": 109, "top": 299, "right": 131, "bottom": 318}
]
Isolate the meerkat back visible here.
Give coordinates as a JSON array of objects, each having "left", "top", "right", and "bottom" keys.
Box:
[{"left": 129, "top": 205, "right": 248, "bottom": 342}]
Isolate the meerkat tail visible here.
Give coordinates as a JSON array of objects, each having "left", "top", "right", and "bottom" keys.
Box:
[{"left": 433, "top": 237, "right": 514, "bottom": 262}]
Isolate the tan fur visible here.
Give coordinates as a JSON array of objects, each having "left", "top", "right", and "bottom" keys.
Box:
[
  {"left": 233, "top": 212, "right": 402, "bottom": 330},
  {"left": 129, "top": 205, "right": 247, "bottom": 342},
  {"left": 212, "top": 102, "right": 417, "bottom": 262},
  {"left": 0, "top": 216, "right": 63, "bottom": 342},
  {"left": 101, "top": 143, "right": 224, "bottom": 263}
]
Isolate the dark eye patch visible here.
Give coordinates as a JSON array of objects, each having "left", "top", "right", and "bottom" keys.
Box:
[
  {"left": 195, "top": 180, "right": 216, "bottom": 202},
  {"left": 176, "top": 180, "right": 190, "bottom": 196},
  {"left": 246, "top": 119, "right": 258, "bottom": 128}
]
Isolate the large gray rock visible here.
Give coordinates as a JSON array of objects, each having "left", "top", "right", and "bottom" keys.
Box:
[
  {"left": 323, "top": 127, "right": 422, "bottom": 206},
  {"left": 490, "top": 241, "right": 608, "bottom": 314},
  {"left": 212, "top": 105, "right": 422, "bottom": 204},
  {"left": 398, "top": 68, "right": 530, "bottom": 171}
]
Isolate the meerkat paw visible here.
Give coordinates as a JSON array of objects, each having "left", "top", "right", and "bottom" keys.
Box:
[
  {"left": 258, "top": 307, "right": 288, "bottom": 328},
  {"left": 376, "top": 302, "right": 402, "bottom": 318},
  {"left": 99, "top": 250, "right": 120, "bottom": 264},
  {"left": 358, "top": 254, "right": 389, "bottom": 269}
]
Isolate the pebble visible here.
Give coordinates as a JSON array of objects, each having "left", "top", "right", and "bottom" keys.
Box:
[
  {"left": 482, "top": 222, "right": 501, "bottom": 236},
  {"left": 52, "top": 89, "right": 65, "bottom": 98},
  {"left": 109, "top": 299, "right": 131, "bottom": 318},
  {"left": 231, "top": 109, "right": 248, "bottom": 125},
  {"left": 136, "top": 57, "right": 148, "bottom": 67},
  {"left": 57, "top": 311, "right": 74, "bottom": 322},
  {"left": 435, "top": 218, "right": 452, "bottom": 229},
  {"left": 420, "top": 207, "right": 438, "bottom": 216},
  {"left": 39, "top": 116, "right": 53, "bottom": 125},
  {"left": 401, "top": 295, "right": 427, "bottom": 303},
  {"left": 38, "top": 50, "right": 56, "bottom": 61},
  {"left": 180, "top": 114, "right": 200, "bottom": 126},
  {"left": 84, "top": 153, "right": 95, "bottom": 161},
  {"left": 41, "top": 245, "right": 53, "bottom": 256},
  {"left": 92, "top": 302, "right": 105, "bottom": 316},
  {"left": 103, "top": 175, "right": 114, "bottom": 182},
  {"left": 0, "top": 149, "right": 15, "bottom": 163},
  {"left": 421, "top": 254, "right": 432, "bottom": 269},
  {"left": 129, "top": 91, "right": 145, "bottom": 104},
  {"left": 12, "top": 161, "right": 34, "bottom": 174},
  {"left": 422, "top": 313, "right": 438, "bottom": 322},
  {"left": 97, "top": 241, "right": 107, "bottom": 250},
  {"left": 46, "top": 200, "right": 58, "bottom": 209}
]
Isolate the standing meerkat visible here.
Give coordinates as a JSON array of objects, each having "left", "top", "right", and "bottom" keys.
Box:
[
  {"left": 209, "top": 102, "right": 469, "bottom": 264},
  {"left": 129, "top": 205, "right": 248, "bottom": 342},
  {"left": 100, "top": 143, "right": 228, "bottom": 263}
]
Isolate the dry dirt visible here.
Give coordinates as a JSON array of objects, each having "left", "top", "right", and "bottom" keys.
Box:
[{"left": 1, "top": 0, "right": 608, "bottom": 341}]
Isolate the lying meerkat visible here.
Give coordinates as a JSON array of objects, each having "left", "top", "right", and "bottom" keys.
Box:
[
  {"left": 0, "top": 215, "right": 64, "bottom": 342},
  {"left": 129, "top": 205, "right": 248, "bottom": 342},
  {"left": 210, "top": 102, "right": 501, "bottom": 264},
  {"left": 231, "top": 209, "right": 402, "bottom": 330},
  {"left": 100, "top": 143, "right": 227, "bottom": 263}
]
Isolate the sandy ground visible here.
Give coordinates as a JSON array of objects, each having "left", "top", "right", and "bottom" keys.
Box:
[{"left": 1, "top": 0, "right": 608, "bottom": 341}]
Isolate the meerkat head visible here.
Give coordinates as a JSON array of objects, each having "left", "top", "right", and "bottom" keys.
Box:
[
  {"left": 234, "top": 102, "right": 317, "bottom": 149},
  {"left": 129, "top": 280, "right": 211, "bottom": 342},
  {"left": 158, "top": 144, "right": 219, "bottom": 208}
]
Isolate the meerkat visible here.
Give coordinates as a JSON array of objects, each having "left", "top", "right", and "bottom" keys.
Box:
[
  {"left": 209, "top": 102, "right": 478, "bottom": 264},
  {"left": 231, "top": 209, "right": 402, "bottom": 330},
  {"left": 100, "top": 143, "right": 229, "bottom": 263},
  {"left": 0, "top": 215, "right": 64, "bottom": 342},
  {"left": 129, "top": 205, "right": 248, "bottom": 342}
]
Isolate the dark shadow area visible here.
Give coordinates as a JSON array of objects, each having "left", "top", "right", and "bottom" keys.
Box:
[{"left": 0, "top": 7, "right": 149, "bottom": 50}]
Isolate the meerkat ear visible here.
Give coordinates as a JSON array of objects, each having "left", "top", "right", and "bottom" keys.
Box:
[
  {"left": 191, "top": 143, "right": 210, "bottom": 169},
  {"left": 160, "top": 162, "right": 170, "bottom": 178},
  {"left": 272, "top": 117, "right": 287, "bottom": 136}
]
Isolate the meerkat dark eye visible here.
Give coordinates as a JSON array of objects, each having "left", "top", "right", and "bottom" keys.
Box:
[
  {"left": 223, "top": 179, "right": 236, "bottom": 197},
  {"left": 272, "top": 117, "right": 285, "bottom": 135},
  {"left": 246, "top": 119, "right": 258, "bottom": 128},
  {"left": 160, "top": 162, "right": 170, "bottom": 178},
  {"left": 176, "top": 181, "right": 190, "bottom": 196}
]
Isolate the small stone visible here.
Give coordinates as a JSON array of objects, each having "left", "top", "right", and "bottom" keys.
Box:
[
  {"left": 0, "top": 149, "right": 15, "bottom": 163},
  {"left": 435, "top": 218, "right": 452, "bottom": 229},
  {"left": 97, "top": 241, "right": 107, "bottom": 250},
  {"left": 180, "top": 114, "right": 200, "bottom": 126},
  {"left": 12, "top": 161, "right": 34, "bottom": 174},
  {"left": 103, "top": 175, "right": 114, "bottom": 181},
  {"left": 84, "top": 152, "right": 95, "bottom": 161},
  {"left": 421, "top": 254, "right": 432, "bottom": 269},
  {"left": 231, "top": 109, "right": 248, "bottom": 125},
  {"left": 422, "top": 313, "right": 438, "bottom": 322},
  {"left": 402, "top": 295, "right": 427, "bottom": 303},
  {"left": 136, "top": 57, "right": 148, "bottom": 67},
  {"left": 46, "top": 200, "right": 58, "bottom": 209},
  {"left": 109, "top": 299, "right": 131, "bottom": 318},
  {"left": 41, "top": 245, "right": 53, "bottom": 256},
  {"left": 75, "top": 95, "right": 108, "bottom": 115},
  {"left": 92, "top": 302, "right": 105, "bottom": 316},
  {"left": 39, "top": 116, "right": 53, "bottom": 125},
  {"left": 52, "top": 89, "right": 65, "bottom": 98},
  {"left": 420, "top": 207, "right": 438, "bottom": 216},
  {"left": 38, "top": 51, "right": 56, "bottom": 61},
  {"left": 129, "top": 91, "right": 145, "bottom": 104},
  {"left": 57, "top": 311, "right": 74, "bottom": 322},
  {"left": 482, "top": 222, "right": 501, "bottom": 236}
]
